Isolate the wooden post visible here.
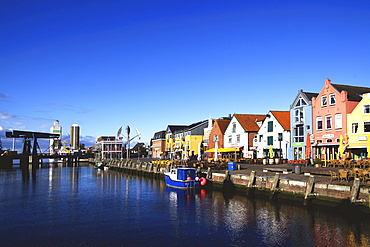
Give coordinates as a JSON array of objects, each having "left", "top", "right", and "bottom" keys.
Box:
[
  {"left": 271, "top": 173, "right": 280, "bottom": 191},
  {"left": 248, "top": 171, "right": 256, "bottom": 187},
  {"left": 206, "top": 167, "right": 212, "bottom": 179},
  {"left": 304, "top": 176, "right": 315, "bottom": 205},
  {"left": 350, "top": 178, "right": 361, "bottom": 203}
]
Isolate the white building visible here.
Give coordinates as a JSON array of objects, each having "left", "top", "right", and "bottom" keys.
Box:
[
  {"left": 255, "top": 111, "right": 291, "bottom": 159},
  {"left": 94, "top": 136, "right": 122, "bottom": 160},
  {"left": 50, "top": 120, "right": 62, "bottom": 154},
  {"left": 223, "top": 114, "right": 265, "bottom": 159}
]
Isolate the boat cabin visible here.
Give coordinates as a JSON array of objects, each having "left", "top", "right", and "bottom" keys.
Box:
[{"left": 170, "top": 168, "right": 196, "bottom": 181}]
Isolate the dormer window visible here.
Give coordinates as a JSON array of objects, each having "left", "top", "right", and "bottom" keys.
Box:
[
  {"left": 329, "top": 94, "right": 336, "bottom": 105},
  {"left": 321, "top": 96, "right": 327, "bottom": 107},
  {"left": 295, "top": 97, "right": 308, "bottom": 107}
]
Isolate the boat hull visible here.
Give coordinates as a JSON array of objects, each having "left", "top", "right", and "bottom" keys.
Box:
[{"left": 164, "top": 174, "right": 200, "bottom": 189}]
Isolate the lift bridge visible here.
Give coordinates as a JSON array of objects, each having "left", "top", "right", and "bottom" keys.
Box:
[{"left": 1, "top": 130, "right": 90, "bottom": 168}]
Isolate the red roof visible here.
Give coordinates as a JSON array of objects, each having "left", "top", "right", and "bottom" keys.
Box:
[
  {"left": 234, "top": 114, "right": 266, "bottom": 132},
  {"left": 215, "top": 119, "right": 230, "bottom": 134},
  {"left": 270, "top": 111, "right": 290, "bottom": 130}
]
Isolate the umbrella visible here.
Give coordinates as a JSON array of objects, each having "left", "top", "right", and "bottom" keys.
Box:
[
  {"left": 214, "top": 142, "right": 218, "bottom": 161},
  {"left": 305, "top": 133, "right": 311, "bottom": 159},
  {"left": 197, "top": 143, "right": 201, "bottom": 161},
  {"left": 338, "top": 135, "right": 344, "bottom": 159},
  {"left": 269, "top": 145, "right": 274, "bottom": 158},
  {"left": 204, "top": 148, "right": 215, "bottom": 153}
]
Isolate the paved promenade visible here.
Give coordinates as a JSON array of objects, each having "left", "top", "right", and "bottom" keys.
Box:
[{"left": 216, "top": 163, "right": 370, "bottom": 187}]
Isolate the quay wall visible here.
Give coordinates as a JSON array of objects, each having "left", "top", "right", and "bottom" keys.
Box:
[{"left": 90, "top": 159, "right": 370, "bottom": 212}]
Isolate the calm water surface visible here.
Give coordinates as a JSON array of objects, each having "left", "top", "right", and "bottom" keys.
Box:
[{"left": 0, "top": 163, "right": 369, "bottom": 247}]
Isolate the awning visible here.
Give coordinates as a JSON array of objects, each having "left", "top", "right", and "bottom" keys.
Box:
[
  {"left": 204, "top": 148, "right": 215, "bottom": 153},
  {"left": 220, "top": 147, "right": 242, "bottom": 152}
]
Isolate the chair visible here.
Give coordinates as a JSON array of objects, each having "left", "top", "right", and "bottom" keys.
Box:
[
  {"left": 338, "top": 170, "right": 349, "bottom": 182},
  {"left": 329, "top": 170, "right": 339, "bottom": 182}
]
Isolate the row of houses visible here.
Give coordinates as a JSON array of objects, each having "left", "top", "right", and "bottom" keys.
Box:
[{"left": 150, "top": 79, "right": 370, "bottom": 162}]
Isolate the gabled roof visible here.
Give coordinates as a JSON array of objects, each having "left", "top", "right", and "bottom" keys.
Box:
[
  {"left": 214, "top": 119, "right": 231, "bottom": 134},
  {"left": 234, "top": 114, "right": 266, "bottom": 132},
  {"left": 166, "top": 125, "right": 188, "bottom": 133},
  {"left": 270, "top": 111, "right": 290, "bottom": 130},
  {"left": 302, "top": 91, "right": 319, "bottom": 101},
  {"left": 331, "top": 83, "right": 370, "bottom": 102}
]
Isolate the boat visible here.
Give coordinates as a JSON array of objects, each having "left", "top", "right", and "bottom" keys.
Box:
[
  {"left": 164, "top": 167, "right": 207, "bottom": 189},
  {"left": 95, "top": 162, "right": 105, "bottom": 169}
]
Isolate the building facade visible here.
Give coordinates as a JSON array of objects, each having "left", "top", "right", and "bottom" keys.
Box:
[
  {"left": 70, "top": 124, "right": 80, "bottom": 150},
  {"left": 312, "top": 79, "right": 370, "bottom": 161},
  {"left": 346, "top": 93, "right": 370, "bottom": 159},
  {"left": 94, "top": 136, "right": 122, "bottom": 160},
  {"left": 50, "top": 120, "right": 62, "bottom": 154},
  {"left": 151, "top": 130, "right": 166, "bottom": 159},
  {"left": 289, "top": 90, "right": 318, "bottom": 160},
  {"left": 223, "top": 114, "right": 265, "bottom": 159},
  {"left": 207, "top": 118, "right": 231, "bottom": 158},
  {"left": 255, "top": 111, "right": 290, "bottom": 159}
]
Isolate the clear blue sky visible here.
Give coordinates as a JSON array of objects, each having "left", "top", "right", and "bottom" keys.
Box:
[{"left": 1, "top": 0, "right": 370, "bottom": 149}]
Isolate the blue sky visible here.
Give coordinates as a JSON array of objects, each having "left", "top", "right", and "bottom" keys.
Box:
[{"left": 1, "top": 0, "right": 370, "bottom": 150}]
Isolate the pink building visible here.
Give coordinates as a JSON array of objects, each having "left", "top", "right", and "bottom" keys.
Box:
[{"left": 312, "top": 79, "right": 370, "bottom": 161}]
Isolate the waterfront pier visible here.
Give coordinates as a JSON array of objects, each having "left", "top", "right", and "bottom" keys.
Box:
[
  {"left": 90, "top": 158, "right": 370, "bottom": 214},
  {"left": 1, "top": 130, "right": 91, "bottom": 168}
]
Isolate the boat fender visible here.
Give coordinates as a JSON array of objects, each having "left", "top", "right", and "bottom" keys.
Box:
[
  {"left": 195, "top": 177, "right": 199, "bottom": 181},
  {"left": 199, "top": 177, "right": 207, "bottom": 186},
  {"left": 187, "top": 177, "right": 192, "bottom": 181}
]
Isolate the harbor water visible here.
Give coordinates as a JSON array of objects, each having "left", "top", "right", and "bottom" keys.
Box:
[{"left": 0, "top": 162, "right": 369, "bottom": 247}]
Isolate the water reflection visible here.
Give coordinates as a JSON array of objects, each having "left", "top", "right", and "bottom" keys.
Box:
[{"left": 0, "top": 164, "right": 369, "bottom": 247}]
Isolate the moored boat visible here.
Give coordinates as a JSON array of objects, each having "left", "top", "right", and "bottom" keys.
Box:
[
  {"left": 164, "top": 167, "right": 207, "bottom": 189},
  {"left": 95, "top": 162, "right": 105, "bottom": 169}
]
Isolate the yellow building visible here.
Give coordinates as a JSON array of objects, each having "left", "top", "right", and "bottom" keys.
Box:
[
  {"left": 164, "top": 121, "right": 208, "bottom": 160},
  {"left": 347, "top": 93, "right": 370, "bottom": 159}
]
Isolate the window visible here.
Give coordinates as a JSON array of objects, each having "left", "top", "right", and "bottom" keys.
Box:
[
  {"left": 259, "top": 135, "right": 263, "bottom": 142},
  {"left": 267, "top": 121, "right": 273, "bottom": 132},
  {"left": 236, "top": 134, "right": 240, "bottom": 143},
  {"left": 232, "top": 123, "right": 236, "bottom": 133},
  {"left": 316, "top": 117, "right": 323, "bottom": 130},
  {"left": 213, "top": 135, "right": 218, "bottom": 142},
  {"left": 352, "top": 123, "right": 358, "bottom": 133},
  {"left": 335, "top": 114, "right": 342, "bottom": 129},
  {"left": 293, "top": 125, "right": 304, "bottom": 143},
  {"left": 267, "top": 136, "right": 273, "bottom": 145},
  {"left": 295, "top": 97, "right": 307, "bottom": 107},
  {"left": 364, "top": 105, "right": 370, "bottom": 114},
  {"left": 364, "top": 121, "right": 370, "bottom": 132},
  {"left": 326, "top": 116, "right": 332, "bottom": 130},
  {"left": 228, "top": 135, "right": 232, "bottom": 143},
  {"left": 294, "top": 109, "right": 303, "bottom": 123},
  {"left": 329, "top": 94, "right": 336, "bottom": 105},
  {"left": 321, "top": 96, "right": 327, "bottom": 107}
]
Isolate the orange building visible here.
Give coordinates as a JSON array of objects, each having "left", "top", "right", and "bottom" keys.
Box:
[{"left": 207, "top": 118, "right": 231, "bottom": 158}]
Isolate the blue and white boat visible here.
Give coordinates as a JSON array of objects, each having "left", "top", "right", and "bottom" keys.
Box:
[{"left": 164, "top": 167, "right": 207, "bottom": 189}]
